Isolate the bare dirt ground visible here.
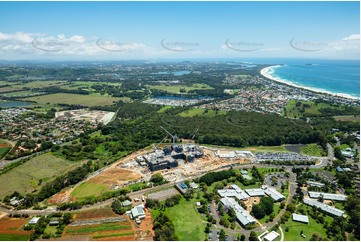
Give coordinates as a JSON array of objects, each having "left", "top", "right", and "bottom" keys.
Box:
[
  {"left": 88, "top": 168, "right": 141, "bottom": 187},
  {"left": 244, "top": 197, "right": 261, "bottom": 212},
  {"left": 129, "top": 208, "right": 154, "bottom": 241},
  {"left": 48, "top": 189, "right": 75, "bottom": 205},
  {"left": 0, "top": 144, "right": 11, "bottom": 149},
  {"left": 147, "top": 188, "right": 180, "bottom": 201},
  {"left": 0, "top": 218, "right": 31, "bottom": 236},
  {"left": 73, "top": 208, "right": 118, "bottom": 220}
]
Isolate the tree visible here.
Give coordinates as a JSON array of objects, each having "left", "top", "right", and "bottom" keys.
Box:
[
  {"left": 219, "top": 229, "right": 226, "bottom": 241},
  {"left": 150, "top": 173, "right": 164, "bottom": 184},
  {"left": 239, "top": 234, "right": 246, "bottom": 241},
  {"left": 249, "top": 231, "right": 258, "bottom": 241}
]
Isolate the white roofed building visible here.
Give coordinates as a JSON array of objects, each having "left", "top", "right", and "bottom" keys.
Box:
[
  {"left": 303, "top": 198, "right": 345, "bottom": 217},
  {"left": 262, "top": 186, "right": 285, "bottom": 202},
  {"left": 220, "top": 197, "right": 256, "bottom": 226},
  {"left": 245, "top": 188, "right": 265, "bottom": 197},
  {"left": 292, "top": 213, "right": 309, "bottom": 224},
  {"left": 308, "top": 192, "right": 347, "bottom": 201}
]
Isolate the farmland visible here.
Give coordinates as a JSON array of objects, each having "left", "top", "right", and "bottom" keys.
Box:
[
  {"left": 0, "top": 218, "right": 31, "bottom": 241},
  {"left": 0, "top": 140, "right": 11, "bottom": 159},
  {"left": 0, "top": 153, "right": 81, "bottom": 198},
  {"left": 23, "top": 93, "right": 122, "bottom": 107},
  {"left": 63, "top": 208, "right": 134, "bottom": 241}
]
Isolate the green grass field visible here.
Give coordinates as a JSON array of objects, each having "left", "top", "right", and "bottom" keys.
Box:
[
  {"left": 282, "top": 205, "right": 333, "bottom": 241},
  {"left": 146, "top": 83, "right": 213, "bottom": 94},
  {"left": 337, "top": 144, "right": 351, "bottom": 150},
  {"left": 283, "top": 100, "right": 358, "bottom": 118},
  {"left": 157, "top": 106, "right": 174, "bottom": 113},
  {"left": 300, "top": 144, "right": 326, "bottom": 157},
  {"left": 23, "top": 93, "right": 122, "bottom": 107},
  {"left": 152, "top": 197, "right": 206, "bottom": 241},
  {"left": 178, "top": 108, "right": 227, "bottom": 117},
  {"left": 44, "top": 225, "right": 57, "bottom": 235},
  {"left": 0, "top": 153, "right": 80, "bottom": 198},
  {"left": 333, "top": 115, "right": 360, "bottom": 122},
  {"left": 71, "top": 182, "right": 108, "bottom": 200},
  {"left": 65, "top": 223, "right": 131, "bottom": 234},
  {"left": 62, "top": 81, "right": 121, "bottom": 90},
  {"left": 92, "top": 232, "right": 134, "bottom": 239},
  {"left": 0, "top": 146, "right": 11, "bottom": 159},
  {"left": 0, "top": 234, "right": 29, "bottom": 241}
]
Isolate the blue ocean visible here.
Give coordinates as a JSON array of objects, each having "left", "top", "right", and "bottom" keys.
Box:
[{"left": 260, "top": 59, "right": 360, "bottom": 98}]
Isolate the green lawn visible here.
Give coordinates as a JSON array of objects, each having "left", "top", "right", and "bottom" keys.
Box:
[
  {"left": 0, "top": 153, "right": 80, "bottom": 199},
  {"left": 153, "top": 197, "right": 207, "bottom": 241},
  {"left": 0, "top": 234, "right": 29, "bottom": 241},
  {"left": 337, "top": 144, "right": 351, "bottom": 150},
  {"left": 44, "top": 225, "right": 58, "bottom": 235},
  {"left": 71, "top": 182, "right": 108, "bottom": 199},
  {"left": 282, "top": 210, "right": 332, "bottom": 241},
  {"left": 157, "top": 106, "right": 174, "bottom": 113},
  {"left": 0, "top": 146, "right": 11, "bottom": 159},
  {"left": 300, "top": 144, "right": 326, "bottom": 157},
  {"left": 178, "top": 108, "right": 227, "bottom": 117},
  {"left": 283, "top": 99, "right": 359, "bottom": 118}
]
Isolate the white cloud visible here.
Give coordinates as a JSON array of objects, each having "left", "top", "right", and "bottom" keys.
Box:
[{"left": 342, "top": 34, "right": 360, "bottom": 41}]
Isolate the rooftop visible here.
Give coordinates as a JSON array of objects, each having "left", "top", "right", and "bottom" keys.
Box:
[
  {"left": 308, "top": 191, "right": 347, "bottom": 201},
  {"left": 292, "top": 213, "right": 309, "bottom": 223},
  {"left": 303, "top": 198, "right": 345, "bottom": 217},
  {"left": 263, "top": 231, "right": 280, "bottom": 241}
]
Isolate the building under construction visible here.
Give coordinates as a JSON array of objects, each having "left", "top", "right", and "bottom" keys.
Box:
[{"left": 140, "top": 144, "right": 203, "bottom": 172}]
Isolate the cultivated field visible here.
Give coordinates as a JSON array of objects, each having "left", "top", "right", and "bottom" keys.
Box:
[
  {"left": 63, "top": 208, "right": 134, "bottom": 241},
  {"left": 0, "top": 141, "right": 11, "bottom": 159},
  {"left": 0, "top": 217, "right": 31, "bottom": 241},
  {"left": 23, "top": 93, "right": 121, "bottom": 107},
  {"left": 0, "top": 153, "right": 80, "bottom": 198}
]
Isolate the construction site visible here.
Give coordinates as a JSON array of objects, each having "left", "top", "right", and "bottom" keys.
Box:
[{"left": 55, "top": 109, "right": 115, "bottom": 125}]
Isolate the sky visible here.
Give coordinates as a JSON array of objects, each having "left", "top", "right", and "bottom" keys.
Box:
[{"left": 0, "top": 1, "right": 359, "bottom": 60}]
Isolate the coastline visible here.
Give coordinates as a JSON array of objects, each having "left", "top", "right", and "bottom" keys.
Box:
[{"left": 260, "top": 65, "right": 359, "bottom": 101}]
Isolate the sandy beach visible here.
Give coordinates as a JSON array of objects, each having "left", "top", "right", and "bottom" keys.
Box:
[{"left": 260, "top": 65, "right": 359, "bottom": 100}]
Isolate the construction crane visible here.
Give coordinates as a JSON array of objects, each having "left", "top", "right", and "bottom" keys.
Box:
[
  {"left": 152, "top": 135, "right": 167, "bottom": 151},
  {"left": 160, "top": 126, "right": 177, "bottom": 145}
]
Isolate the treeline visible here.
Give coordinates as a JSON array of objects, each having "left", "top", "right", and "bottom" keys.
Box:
[
  {"left": 199, "top": 169, "right": 236, "bottom": 186},
  {"left": 153, "top": 213, "right": 178, "bottom": 241}
]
